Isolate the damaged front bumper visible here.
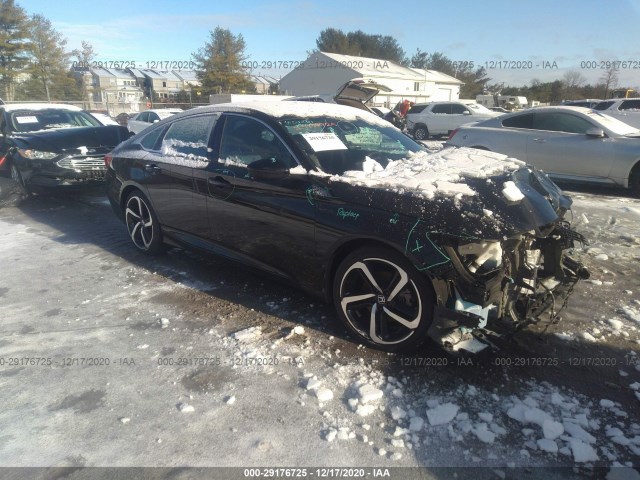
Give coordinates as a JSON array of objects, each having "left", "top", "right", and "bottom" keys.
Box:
[{"left": 428, "top": 221, "right": 590, "bottom": 353}]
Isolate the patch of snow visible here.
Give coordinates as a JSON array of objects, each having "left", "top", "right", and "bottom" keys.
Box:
[
  {"left": 537, "top": 438, "right": 558, "bottom": 453},
  {"left": 426, "top": 403, "right": 459, "bottom": 426},
  {"left": 568, "top": 438, "right": 599, "bottom": 463},
  {"left": 502, "top": 181, "right": 524, "bottom": 202},
  {"left": 315, "top": 388, "right": 334, "bottom": 402},
  {"left": 177, "top": 403, "right": 195, "bottom": 413},
  {"left": 232, "top": 327, "right": 262, "bottom": 342},
  {"left": 357, "top": 384, "right": 384, "bottom": 403}
]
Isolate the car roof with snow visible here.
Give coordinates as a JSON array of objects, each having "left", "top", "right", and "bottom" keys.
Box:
[
  {"left": 1, "top": 103, "right": 82, "bottom": 112},
  {"left": 190, "top": 101, "right": 392, "bottom": 126}
]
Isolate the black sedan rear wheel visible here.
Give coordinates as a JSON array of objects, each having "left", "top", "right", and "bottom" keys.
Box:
[
  {"left": 124, "top": 190, "right": 164, "bottom": 254},
  {"left": 333, "top": 247, "right": 434, "bottom": 352}
]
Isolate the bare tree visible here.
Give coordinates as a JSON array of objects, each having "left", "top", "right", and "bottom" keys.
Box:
[
  {"left": 562, "top": 70, "right": 586, "bottom": 99},
  {"left": 599, "top": 67, "right": 618, "bottom": 98}
]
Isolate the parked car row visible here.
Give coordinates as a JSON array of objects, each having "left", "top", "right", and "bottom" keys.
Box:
[{"left": 447, "top": 106, "right": 640, "bottom": 194}]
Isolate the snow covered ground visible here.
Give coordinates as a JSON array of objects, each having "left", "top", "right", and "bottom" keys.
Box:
[{"left": 0, "top": 180, "right": 638, "bottom": 478}]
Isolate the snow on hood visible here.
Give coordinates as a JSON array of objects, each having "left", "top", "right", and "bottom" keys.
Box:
[{"left": 330, "top": 146, "right": 526, "bottom": 199}]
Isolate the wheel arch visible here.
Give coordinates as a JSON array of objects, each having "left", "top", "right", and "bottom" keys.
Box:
[
  {"left": 324, "top": 237, "right": 437, "bottom": 304},
  {"left": 629, "top": 159, "right": 640, "bottom": 193},
  {"left": 120, "top": 183, "right": 144, "bottom": 212}
]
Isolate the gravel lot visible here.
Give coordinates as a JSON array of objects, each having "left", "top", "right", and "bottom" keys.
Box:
[{"left": 0, "top": 177, "right": 639, "bottom": 479}]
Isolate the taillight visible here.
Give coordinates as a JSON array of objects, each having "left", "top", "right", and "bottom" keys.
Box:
[
  {"left": 447, "top": 128, "right": 459, "bottom": 141},
  {"left": 104, "top": 153, "right": 113, "bottom": 169},
  {"left": 0, "top": 155, "right": 6, "bottom": 168}
]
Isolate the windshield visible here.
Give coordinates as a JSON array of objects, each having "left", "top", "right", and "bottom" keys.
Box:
[
  {"left": 585, "top": 110, "right": 639, "bottom": 136},
  {"left": 467, "top": 103, "right": 494, "bottom": 114},
  {"left": 279, "top": 115, "right": 423, "bottom": 175},
  {"left": 9, "top": 109, "right": 100, "bottom": 133}
]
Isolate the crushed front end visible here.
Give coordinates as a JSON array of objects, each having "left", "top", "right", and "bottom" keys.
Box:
[{"left": 409, "top": 167, "right": 591, "bottom": 353}]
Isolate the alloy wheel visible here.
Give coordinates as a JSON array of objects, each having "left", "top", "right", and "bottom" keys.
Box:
[
  {"left": 125, "top": 194, "right": 155, "bottom": 251},
  {"left": 338, "top": 257, "right": 423, "bottom": 346},
  {"left": 414, "top": 127, "right": 428, "bottom": 140}
]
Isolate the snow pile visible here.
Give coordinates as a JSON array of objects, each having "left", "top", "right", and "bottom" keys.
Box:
[
  {"left": 502, "top": 181, "right": 525, "bottom": 202},
  {"left": 426, "top": 403, "right": 459, "bottom": 426},
  {"left": 232, "top": 326, "right": 262, "bottom": 342},
  {"left": 331, "top": 147, "right": 525, "bottom": 199}
]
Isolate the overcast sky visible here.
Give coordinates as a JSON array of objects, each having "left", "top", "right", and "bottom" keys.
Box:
[{"left": 17, "top": 0, "right": 640, "bottom": 87}]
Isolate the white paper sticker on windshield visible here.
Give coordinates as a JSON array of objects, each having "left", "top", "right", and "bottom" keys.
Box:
[
  {"left": 301, "top": 132, "right": 347, "bottom": 152},
  {"left": 15, "top": 116, "right": 39, "bottom": 124}
]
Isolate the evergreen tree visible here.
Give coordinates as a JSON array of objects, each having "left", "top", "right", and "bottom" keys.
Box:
[
  {"left": 315, "top": 28, "right": 406, "bottom": 64},
  {"left": 192, "top": 27, "right": 255, "bottom": 95},
  {"left": 0, "top": 0, "right": 31, "bottom": 100},
  {"left": 25, "top": 14, "right": 76, "bottom": 101}
]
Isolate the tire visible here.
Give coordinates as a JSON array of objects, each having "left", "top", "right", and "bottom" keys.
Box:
[
  {"left": 333, "top": 246, "right": 435, "bottom": 352},
  {"left": 124, "top": 189, "right": 164, "bottom": 254},
  {"left": 630, "top": 164, "right": 640, "bottom": 197},
  {"left": 413, "top": 126, "right": 429, "bottom": 141},
  {"left": 10, "top": 163, "right": 29, "bottom": 193}
]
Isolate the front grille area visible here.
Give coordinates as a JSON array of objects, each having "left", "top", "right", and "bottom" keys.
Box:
[{"left": 57, "top": 155, "right": 106, "bottom": 171}]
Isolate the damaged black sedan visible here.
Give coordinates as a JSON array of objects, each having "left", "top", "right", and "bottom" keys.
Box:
[
  {"left": 0, "top": 103, "right": 130, "bottom": 189},
  {"left": 106, "top": 102, "right": 588, "bottom": 352}
]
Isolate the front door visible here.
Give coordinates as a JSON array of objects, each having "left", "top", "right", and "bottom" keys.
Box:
[
  {"left": 526, "top": 111, "right": 614, "bottom": 180},
  {"left": 205, "top": 114, "right": 317, "bottom": 287}
]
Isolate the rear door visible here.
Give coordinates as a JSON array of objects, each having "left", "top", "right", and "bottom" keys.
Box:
[
  {"left": 428, "top": 103, "right": 451, "bottom": 135},
  {"left": 141, "top": 114, "right": 217, "bottom": 235}
]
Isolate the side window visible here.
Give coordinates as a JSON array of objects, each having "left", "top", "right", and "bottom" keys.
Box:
[
  {"left": 502, "top": 113, "right": 534, "bottom": 129},
  {"left": 450, "top": 104, "right": 468, "bottom": 114},
  {"left": 161, "top": 115, "right": 215, "bottom": 163},
  {"left": 431, "top": 104, "right": 451, "bottom": 114},
  {"left": 408, "top": 104, "right": 428, "bottom": 114},
  {"left": 594, "top": 101, "right": 614, "bottom": 111},
  {"left": 619, "top": 100, "right": 640, "bottom": 111},
  {"left": 219, "top": 115, "right": 296, "bottom": 168},
  {"left": 140, "top": 127, "right": 165, "bottom": 150},
  {"left": 149, "top": 113, "right": 160, "bottom": 123},
  {"left": 137, "top": 112, "right": 149, "bottom": 122},
  {"left": 533, "top": 113, "right": 593, "bottom": 134}
]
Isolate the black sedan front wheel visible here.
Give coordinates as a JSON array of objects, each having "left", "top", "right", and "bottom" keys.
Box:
[
  {"left": 333, "top": 247, "right": 434, "bottom": 352},
  {"left": 124, "top": 190, "right": 164, "bottom": 254},
  {"left": 10, "top": 163, "right": 28, "bottom": 192}
]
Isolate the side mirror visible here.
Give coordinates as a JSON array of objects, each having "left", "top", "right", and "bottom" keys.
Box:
[
  {"left": 153, "top": 120, "right": 159, "bottom": 123},
  {"left": 463, "top": 111, "right": 472, "bottom": 115},
  {"left": 586, "top": 128, "right": 605, "bottom": 137},
  {"left": 247, "top": 158, "right": 290, "bottom": 181}
]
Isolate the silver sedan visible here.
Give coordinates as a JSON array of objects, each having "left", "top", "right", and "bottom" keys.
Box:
[{"left": 447, "top": 106, "right": 640, "bottom": 195}]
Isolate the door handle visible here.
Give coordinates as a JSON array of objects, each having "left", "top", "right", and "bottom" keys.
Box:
[
  {"left": 208, "top": 176, "right": 231, "bottom": 187},
  {"left": 144, "top": 163, "right": 161, "bottom": 174},
  {"left": 533, "top": 138, "right": 546, "bottom": 143}
]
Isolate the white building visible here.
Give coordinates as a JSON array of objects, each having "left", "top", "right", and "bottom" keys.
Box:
[
  {"left": 89, "top": 67, "right": 144, "bottom": 114},
  {"left": 279, "top": 51, "right": 463, "bottom": 107}
]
